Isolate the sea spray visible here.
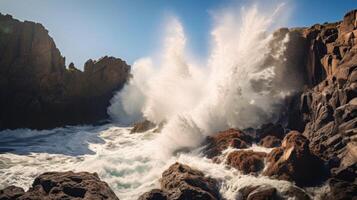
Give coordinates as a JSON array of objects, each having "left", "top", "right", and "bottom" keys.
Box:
[{"left": 108, "top": 4, "right": 300, "bottom": 158}]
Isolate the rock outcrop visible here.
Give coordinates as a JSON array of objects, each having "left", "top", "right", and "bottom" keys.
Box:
[
  {"left": 139, "top": 162, "right": 221, "bottom": 200},
  {"left": 283, "top": 9, "right": 357, "bottom": 184},
  {"left": 263, "top": 131, "right": 326, "bottom": 186},
  {"left": 203, "top": 129, "right": 253, "bottom": 159},
  {"left": 226, "top": 150, "right": 267, "bottom": 174},
  {"left": 0, "top": 13, "right": 130, "bottom": 129},
  {"left": 0, "top": 171, "right": 119, "bottom": 200}
]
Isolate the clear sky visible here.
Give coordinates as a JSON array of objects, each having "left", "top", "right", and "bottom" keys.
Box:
[{"left": 0, "top": 0, "right": 356, "bottom": 68}]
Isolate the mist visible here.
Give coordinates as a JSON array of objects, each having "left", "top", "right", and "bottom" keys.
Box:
[{"left": 108, "top": 3, "right": 302, "bottom": 158}]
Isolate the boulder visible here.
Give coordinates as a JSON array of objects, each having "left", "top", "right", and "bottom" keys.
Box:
[
  {"left": 0, "top": 171, "right": 119, "bottom": 200},
  {"left": 237, "top": 185, "right": 280, "bottom": 200},
  {"left": 139, "top": 162, "right": 221, "bottom": 200},
  {"left": 263, "top": 131, "right": 327, "bottom": 186},
  {"left": 259, "top": 136, "right": 281, "bottom": 148},
  {"left": 138, "top": 189, "right": 167, "bottom": 200},
  {"left": 203, "top": 129, "right": 253, "bottom": 158},
  {"left": 226, "top": 150, "right": 267, "bottom": 174},
  {"left": 159, "top": 162, "right": 221, "bottom": 200},
  {"left": 0, "top": 186, "right": 25, "bottom": 200},
  {"left": 0, "top": 13, "right": 130, "bottom": 129}
]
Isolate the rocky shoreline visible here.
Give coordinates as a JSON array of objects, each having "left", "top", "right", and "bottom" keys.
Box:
[{"left": 0, "top": 7, "right": 356, "bottom": 200}]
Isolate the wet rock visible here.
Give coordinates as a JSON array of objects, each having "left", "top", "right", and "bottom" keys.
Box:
[
  {"left": 263, "top": 131, "right": 327, "bottom": 186},
  {"left": 131, "top": 120, "right": 156, "bottom": 133},
  {"left": 226, "top": 150, "right": 267, "bottom": 174},
  {"left": 0, "top": 13, "right": 130, "bottom": 129},
  {"left": 238, "top": 185, "right": 280, "bottom": 200},
  {"left": 0, "top": 185, "right": 25, "bottom": 200},
  {"left": 14, "top": 171, "right": 119, "bottom": 200},
  {"left": 203, "top": 129, "right": 253, "bottom": 158},
  {"left": 281, "top": 186, "right": 311, "bottom": 200},
  {"left": 323, "top": 178, "right": 357, "bottom": 200},
  {"left": 159, "top": 162, "right": 221, "bottom": 200},
  {"left": 138, "top": 189, "right": 167, "bottom": 200},
  {"left": 259, "top": 136, "right": 281, "bottom": 148}
]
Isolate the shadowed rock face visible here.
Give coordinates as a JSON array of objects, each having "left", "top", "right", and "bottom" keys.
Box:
[
  {"left": 0, "top": 171, "right": 119, "bottom": 200},
  {"left": 0, "top": 13, "right": 130, "bottom": 129}
]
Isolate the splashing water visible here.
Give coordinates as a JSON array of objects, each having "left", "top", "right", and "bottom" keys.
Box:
[
  {"left": 108, "top": 4, "right": 298, "bottom": 158},
  {"left": 0, "top": 3, "right": 319, "bottom": 200}
]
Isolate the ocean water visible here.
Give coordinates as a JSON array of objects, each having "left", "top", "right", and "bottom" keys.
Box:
[{"left": 0, "top": 124, "right": 327, "bottom": 200}]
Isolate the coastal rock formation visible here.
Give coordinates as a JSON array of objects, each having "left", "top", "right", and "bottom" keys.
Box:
[
  {"left": 283, "top": 9, "right": 357, "bottom": 185},
  {"left": 0, "top": 13, "right": 130, "bottom": 129},
  {"left": 139, "top": 162, "right": 221, "bottom": 200},
  {"left": 263, "top": 131, "right": 326, "bottom": 186},
  {"left": 226, "top": 150, "right": 267, "bottom": 174},
  {"left": 0, "top": 171, "right": 119, "bottom": 200},
  {"left": 203, "top": 129, "right": 253, "bottom": 158}
]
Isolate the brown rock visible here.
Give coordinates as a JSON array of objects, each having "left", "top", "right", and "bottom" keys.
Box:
[
  {"left": 159, "top": 162, "right": 220, "bottom": 200},
  {"left": 238, "top": 185, "right": 280, "bottom": 200},
  {"left": 226, "top": 150, "right": 267, "bottom": 174},
  {"left": 18, "top": 171, "right": 119, "bottom": 200},
  {"left": 0, "top": 186, "right": 25, "bottom": 200},
  {"left": 263, "top": 131, "right": 326, "bottom": 186},
  {"left": 203, "top": 129, "right": 253, "bottom": 158},
  {"left": 138, "top": 189, "right": 167, "bottom": 200},
  {"left": 131, "top": 120, "right": 156, "bottom": 133},
  {"left": 259, "top": 136, "right": 281, "bottom": 148}
]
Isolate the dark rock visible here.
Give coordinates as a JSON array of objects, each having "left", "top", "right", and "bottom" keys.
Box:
[
  {"left": 322, "top": 178, "right": 357, "bottom": 200},
  {"left": 14, "top": 171, "right": 119, "bottom": 200},
  {"left": 203, "top": 129, "right": 253, "bottom": 158},
  {"left": 259, "top": 136, "right": 281, "bottom": 148},
  {"left": 257, "top": 123, "right": 285, "bottom": 140},
  {"left": 138, "top": 189, "right": 167, "bottom": 200},
  {"left": 159, "top": 162, "right": 220, "bottom": 200},
  {"left": 131, "top": 120, "right": 156, "bottom": 133},
  {"left": 0, "top": 185, "right": 25, "bottom": 200},
  {"left": 0, "top": 13, "right": 130, "bottom": 129},
  {"left": 226, "top": 150, "right": 267, "bottom": 174},
  {"left": 238, "top": 185, "right": 280, "bottom": 200},
  {"left": 263, "top": 131, "right": 327, "bottom": 186}
]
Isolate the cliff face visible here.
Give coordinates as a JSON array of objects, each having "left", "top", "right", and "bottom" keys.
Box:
[
  {"left": 286, "top": 10, "right": 357, "bottom": 180},
  {"left": 0, "top": 14, "right": 130, "bottom": 129}
]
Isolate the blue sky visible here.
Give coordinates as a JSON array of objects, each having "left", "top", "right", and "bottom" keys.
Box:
[{"left": 0, "top": 0, "right": 356, "bottom": 68}]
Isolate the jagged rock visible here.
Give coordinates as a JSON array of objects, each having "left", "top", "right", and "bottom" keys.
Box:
[
  {"left": 226, "top": 150, "right": 267, "bottom": 174},
  {"left": 0, "top": 171, "right": 119, "bottom": 200},
  {"left": 131, "top": 120, "right": 156, "bottom": 133},
  {"left": 263, "top": 131, "right": 327, "bottom": 186},
  {"left": 285, "top": 9, "right": 357, "bottom": 180},
  {"left": 259, "top": 136, "right": 281, "bottom": 148},
  {"left": 203, "top": 129, "right": 253, "bottom": 158},
  {"left": 140, "top": 163, "right": 221, "bottom": 200},
  {"left": 0, "top": 186, "right": 25, "bottom": 200},
  {"left": 159, "top": 162, "right": 221, "bottom": 200},
  {"left": 237, "top": 185, "right": 280, "bottom": 200},
  {"left": 0, "top": 13, "right": 130, "bottom": 129}
]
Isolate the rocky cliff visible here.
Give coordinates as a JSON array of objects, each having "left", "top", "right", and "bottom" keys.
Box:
[
  {"left": 0, "top": 13, "right": 130, "bottom": 129},
  {"left": 285, "top": 9, "right": 357, "bottom": 181}
]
